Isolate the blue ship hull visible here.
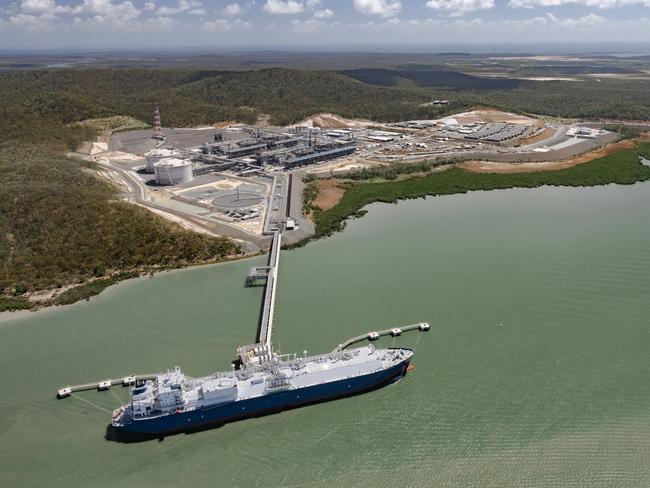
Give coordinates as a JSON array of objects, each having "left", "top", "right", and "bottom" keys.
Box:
[{"left": 116, "top": 357, "right": 411, "bottom": 435}]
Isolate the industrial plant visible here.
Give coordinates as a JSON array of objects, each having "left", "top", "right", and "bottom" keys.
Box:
[
  {"left": 139, "top": 123, "right": 358, "bottom": 189},
  {"left": 90, "top": 106, "right": 614, "bottom": 251}
]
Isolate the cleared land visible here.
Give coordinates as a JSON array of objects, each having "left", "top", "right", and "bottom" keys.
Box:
[
  {"left": 311, "top": 179, "right": 345, "bottom": 210},
  {"left": 459, "top": 139, "right": 637, "bottom": 174},
  {"left": 515, "top": 126, "right": 556, "bottom": 146}
]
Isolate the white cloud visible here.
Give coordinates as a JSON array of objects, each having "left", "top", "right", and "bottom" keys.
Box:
[
  {"left": 188, "top": 8, "right": 206, "bottom": 14},
  {"left": 263, "top": 0, "right": 304, "bottom": 13},
  {"left": 143, "top": 1, "right": 156, "bottom": 10},
  {"left": 72, "top": 0, "right": 141, "bottom": 21},
  {"left": 20, "top": 0, "right": 70, "bottom": 16},
  {"left": 8, "top": 12, "right": 55, "bottom": 29},
  {"left": 306, "top": 0, "right": 321, "bottom": 8},
  {"left": 224, "top": 3, "right": 243, "bottom": 16},
  {"left": 202, "top": 17, "right": 251, "bottom": 30},
  {"left": 144, "top": 14, "right": 175, "bottom": 28},
  {"left": 509, "top": 0, "right": 650, "bottom": 7},
  {"left": 291, "top": 17, "right": 323, "bottom": 32},
  {"left": 558, "top": 12, "right": 605, "bottom": 26},
  {"left": 353, "top": 0, "right": 401, "bottom": 17},
  {"left": 425, "top": 0, "right": 494, "bottom": 16},
  {"left": 313, "top": 7, "right": 333, "bottom": 17},
  {"left": 154, "top": 0, "right": 202, "bottom": 16},
  {"left": 494, "top": 11, "right": 605, "bottom": 28}
]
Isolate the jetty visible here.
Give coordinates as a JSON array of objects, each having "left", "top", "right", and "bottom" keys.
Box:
[
  {"left": 57, "top": 374, "right": 157, "bottom": 398},
  {"left": 333, "top": 322, "right": 430, "bottom": 352},
  {"left": 237, "top": 229, "right": 283, "bottom": 366},
  {"left": 56, "top": 220, "right": 431, "bottom": 397}
]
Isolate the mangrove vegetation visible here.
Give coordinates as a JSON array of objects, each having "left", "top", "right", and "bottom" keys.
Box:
[{"left": 307, "top": 142, "right": 650, "bottom": 241}]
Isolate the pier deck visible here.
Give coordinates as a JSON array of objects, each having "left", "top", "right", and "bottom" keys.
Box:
[
  {"left": 258, "top": 230, "right": 282, "bottom": 347},
  {"left": 246, "top": 266, "right": 271, "bottom": 286}
]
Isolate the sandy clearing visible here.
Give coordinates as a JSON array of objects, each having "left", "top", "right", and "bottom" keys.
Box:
[
  {"left": 294, "top": 113, "right": 377, "bottom": 129},
  {"left": 516, "top": 127, "right": 556, "bottom": 146},
  {"left": 447, "top": 109, "right": 536, "bottom": 126},
  {"left": 102, "top": 151, "right": 143, "bottom": 162},
  {"left": 488, "top": 56, "right": 590, "bottom": 62},
  {"left": 312, "top": 179, "right": 345, "bottom": 210},
  {"left": 458, "top": 139, "right": 636, "bottom": 174},
  {"left": 516, "top": 77, "right": 581, "bottom": 82},
  {"left": 585, "top": 73, "right": 650, "bottom": 80}
]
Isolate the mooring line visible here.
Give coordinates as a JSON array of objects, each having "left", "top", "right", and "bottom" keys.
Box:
[
  {"left": 108, "top": 388, "right": 124, "bottom": 405},
  {"left": 413, "top": 332, "right": 422, "bottom": 349},
  {"left": 71, "top": 393, "right": 112, "bottom": 414}
]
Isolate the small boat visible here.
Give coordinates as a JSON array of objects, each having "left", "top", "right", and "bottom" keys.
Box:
[
  {"left": 122, "top": 375, "right": 136, "bottom": 386},
  {"left": 391, "top": 328, "right": 402, "bottom": 336},
  {"left": 419, "top": 322, "right": 430, "bottom": 331},
  {"left": 98, "top": 380, "right": 111, "bottom": 391},
  {"left": 368, "top": 332, "right": 380, "bottom": 340},
  {"left": 57, "top": 387, "right": 72, "bottom": 399}
]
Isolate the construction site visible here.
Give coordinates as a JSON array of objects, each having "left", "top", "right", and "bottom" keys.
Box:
[{"left": 81, "top": 107, "right": 617, "bottom": 250}]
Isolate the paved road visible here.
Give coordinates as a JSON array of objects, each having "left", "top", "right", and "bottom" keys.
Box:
[
  {"left": 82, "top": 153, "right": 266, "bottom": 251},
  {"left": 284, "top": 170, "right": 315, "bottom": 245}
]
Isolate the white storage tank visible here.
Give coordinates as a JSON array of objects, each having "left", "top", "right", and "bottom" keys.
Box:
[
  {"left": 154, "top": 158, "right": 193, "bottom": 186},
  {"left": 144, "top": 148, "right": 179, "bottom": 173}
]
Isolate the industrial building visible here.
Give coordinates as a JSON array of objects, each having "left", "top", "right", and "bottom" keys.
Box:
[
  {"left": 154, "top": 158, "right": 194, "bottom": 185},
  {"left": 444, "top": 122, "right": 529, "bottom": 143},
  {"left": 197, "top": 127, "right": 357, "bottom": 171},
  {"left": 567, "top": 127, "right": 602, "bottom": 139}
]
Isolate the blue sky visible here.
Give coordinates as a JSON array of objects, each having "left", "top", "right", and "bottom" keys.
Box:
[{"left": 0, "top": 0, "right": 649, "bottom": 49}]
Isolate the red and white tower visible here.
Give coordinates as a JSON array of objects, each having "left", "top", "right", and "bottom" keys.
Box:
[{"left": 152, "top": 103, "right": 163, "bottom": 140}]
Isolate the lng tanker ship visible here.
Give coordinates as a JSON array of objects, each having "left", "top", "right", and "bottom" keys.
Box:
[{"left": 112, "top": 345, "right": 414, "bottom": 434}]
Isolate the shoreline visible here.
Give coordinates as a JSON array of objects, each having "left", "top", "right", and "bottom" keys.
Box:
[
  {"left": 5, "top": 171, "right": 650, "bottom": 323},
  {"left": 0, "top": 251, "right": 259, "bottom": 322},
  {"left": 295, "top": 140, "right": 650, "bottom": 247},
  {"left": 4, "top": 137, "right": 647, "bottom": 319}
]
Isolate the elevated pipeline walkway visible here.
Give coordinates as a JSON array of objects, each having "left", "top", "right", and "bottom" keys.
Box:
[
  {"left": 257, "top": 230, "right": 281, "bottom": 347},
  {"left": 57, "top": 222, "right": 430, "bottom": 398},
  {"left": 56, "top": 373, "right": 157, "bottom": 398},
  {"left": 333, "top": 322, "right": 430, "bottom": 352},
  {"left": 237, "top": 229, "right": 283, "bottom": 366}
]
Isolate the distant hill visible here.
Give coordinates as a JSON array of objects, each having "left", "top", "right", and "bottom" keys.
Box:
[{"left": 340, "top": 68, "right": 522, "bottom": 90}]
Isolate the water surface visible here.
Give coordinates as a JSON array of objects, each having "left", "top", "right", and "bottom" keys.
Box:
[{"left": 1, "top": 183, "right": 649, "bottom": 487}]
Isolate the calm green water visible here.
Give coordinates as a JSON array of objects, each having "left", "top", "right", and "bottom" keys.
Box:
[{"left": 1, "top": 183, "right": 650, "bottom": 487}]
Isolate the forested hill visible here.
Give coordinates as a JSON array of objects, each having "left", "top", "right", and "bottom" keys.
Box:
[
  {"left": 340, "top": 68, "right": 522, "bottom": 90},
  {"left": 2, "top": 67, "right": 648, "bottom": 132},
  {"left": 2, "top": 66, "right": 650, "bottom": 308}
]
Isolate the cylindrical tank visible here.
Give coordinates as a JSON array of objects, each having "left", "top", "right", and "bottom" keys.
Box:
[
  {"left": 144, "top": 148, "right": 179, "bottom": 173},
  {"left": 154, "top": 158, "right": 193, "bottom": 186}
]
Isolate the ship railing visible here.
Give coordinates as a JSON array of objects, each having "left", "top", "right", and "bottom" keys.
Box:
[{"left": 241, "top": 348, "right": 360, "bottom": 375}]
